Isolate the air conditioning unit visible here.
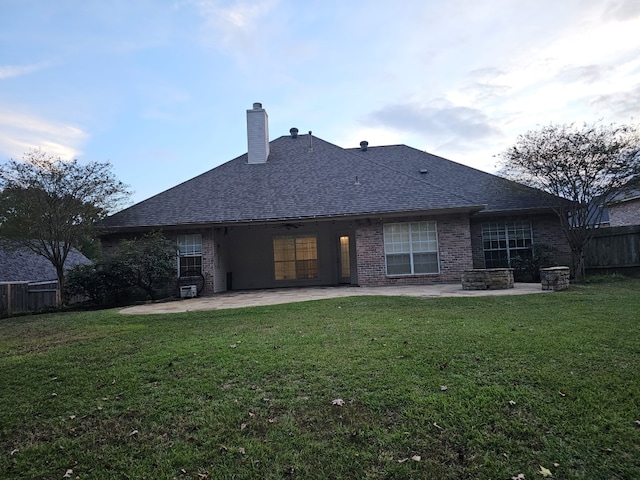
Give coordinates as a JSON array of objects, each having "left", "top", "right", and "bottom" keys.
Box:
[{"left": 180, "top": 285, "right": 197, "bottom": 298}]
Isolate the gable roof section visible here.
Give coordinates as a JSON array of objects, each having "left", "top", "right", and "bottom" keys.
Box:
[
  {"left": 0, "top": 241, "right": 91, "bottom": 283},
  {"left": 102, "top": 134, "right": 556, "bottom": 230}
]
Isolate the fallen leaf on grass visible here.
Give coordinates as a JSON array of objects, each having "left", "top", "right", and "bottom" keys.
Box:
[
  {"left": 432, "top": 422, "right": 444, "bottom": 431},
  {"left": 440, "top": 385, "right": 448, "bottom": 391},
  {"left": 558, "top": 391, "right": 567, "bottom": 397},
  {"left": 511, "top": 474, "right": 525, "bottom": 480},
  {"left": 63, "top": 469, "right": 73, "bottom": 478},
  {"left": 332, "top": 398, "right": 345, "bottom": 406},
  {"left": 635, "top": 420, "right": 640, "bottom": 427},
  {"left": 538, "top": 465, "right": 553, "bottom": 477},
  {"left": 240, "top": 423, "right": 247, "bottom": 430},
  {"left": 69, "top": 415, "right": 76, "bottom": 420},
  {"left": 411, "top": 455, "right": 421, "bottom": 462},
  {"left": 129, "top": 429, "right": 138, "bottom": 437},
  {"left": 229, "top": 344, "right": 237, "bottom": 349},
  {"left": 508, "top": 400, "right": 517, "bottom": 406},
  {"left": 10, "top": 449, "right": 19, "bottom": 456}
]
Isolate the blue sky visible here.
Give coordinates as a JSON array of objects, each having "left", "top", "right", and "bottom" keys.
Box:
[{"left": 1, "top": 0, "right": 639, "bottom": 206}]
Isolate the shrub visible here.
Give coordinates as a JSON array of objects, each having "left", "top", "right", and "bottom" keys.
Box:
[{"left": 512, "top": 243, "right": 557, "bottom": 282}]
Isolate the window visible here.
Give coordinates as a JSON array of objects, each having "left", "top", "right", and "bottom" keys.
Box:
[
  {"left": 482, "top": 221, "right": 533, "bottom": 268},
  {"left": 177, "top": 234, "right": 202, "bottom": 276},
  {"left": 273, "top": 235, "right": 318, "bottom": 280},
  {"left": 383, "top": 221, "right": 439, "bottom": 275}
]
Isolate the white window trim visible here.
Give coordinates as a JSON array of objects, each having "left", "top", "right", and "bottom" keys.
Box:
[{"left": 383, "top": 221, "right": 440, "bottom": 276}]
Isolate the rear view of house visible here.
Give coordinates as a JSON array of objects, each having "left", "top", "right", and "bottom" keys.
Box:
[{"left": 101, "top": 103, "right": 571, "bottom": 293}]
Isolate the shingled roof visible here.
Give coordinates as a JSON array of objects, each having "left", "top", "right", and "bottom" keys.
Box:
[
  {"left": 0, "top": 241, "right": 91, "bottom": 282},
  {"left": 102, "top": 134, "right": 555, "bottom": 230}
]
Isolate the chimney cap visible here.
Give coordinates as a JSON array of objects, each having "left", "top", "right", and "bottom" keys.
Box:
[
  {"left": 290, "top": 127, "right": 299, "bottom": 138},
  {"left": 252, "top": 102, "right": 263, "bottom": 109},
  {"left": 360, "top": 140, "right": 369, "bottom": 151}
]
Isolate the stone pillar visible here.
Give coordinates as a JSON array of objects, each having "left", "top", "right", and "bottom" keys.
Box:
[{"left": 540, "top": 266, "right": 570, "bottom": 291}]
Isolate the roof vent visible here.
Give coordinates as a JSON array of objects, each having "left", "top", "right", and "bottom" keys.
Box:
[
  {"left": 360, "top": 141, "right": 368, "bottom": 152},
  {"left": 290, "top": 127, "right": 298, "bottom": 139},
  {"left": 420, "top": 169, "right": 428, "bottom": 174}
]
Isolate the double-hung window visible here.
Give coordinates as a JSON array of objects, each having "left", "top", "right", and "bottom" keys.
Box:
[
  {"left": 482, "top": 221, "right": 532, "bottom": 268},
  {"left": 273, "top": 235, "right": 318, "bottom": 280},
  {"left": 383, "top": 221, "right": 439, "bottom": 275},
  {"left": 177, "top": 234, "right": 202, "bottom": 276}
]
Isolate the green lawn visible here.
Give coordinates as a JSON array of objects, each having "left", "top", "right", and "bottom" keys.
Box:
[{"left": 1, "top": 279, "right": 639, "bottom": 479}]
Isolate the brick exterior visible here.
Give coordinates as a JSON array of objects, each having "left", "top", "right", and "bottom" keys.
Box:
[
  {"left": 171, "top": 228, "right": 230, "bottom": 294},
  {"left": 470, "top": 213, "right": 571, "bottom": 268},
  {"left": 355, "top": 214, "right": 473, "bottom": 286},
  {"left": 609, "top": 198, "right": 640, "bottom": 227}
]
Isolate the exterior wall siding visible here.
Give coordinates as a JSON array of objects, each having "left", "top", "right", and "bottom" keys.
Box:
[
  {"left": 355, "top": 214, "right": 473, "bottom": 286},
  {"left": 609, "top": 199, "right": 640, "bottom": 227}
]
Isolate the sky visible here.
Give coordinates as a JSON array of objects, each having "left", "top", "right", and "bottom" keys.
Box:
[{"left": 1, "top": 0, "right": 639, "bottom": 206}]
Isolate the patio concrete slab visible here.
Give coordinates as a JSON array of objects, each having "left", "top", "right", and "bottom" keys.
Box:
[{"left": 120, "top": 283, "right": 549, "bottom": 315}]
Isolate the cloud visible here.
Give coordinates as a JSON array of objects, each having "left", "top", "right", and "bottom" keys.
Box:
[
  {"left": 555, "top": 64, "right": 613, "bottom": 84},
  {"left": 186, "top": 0, "right": 279, "bottom": 54},
  {"left": 603, "top": 0, "right": 640, "bottom": 21},
  {"left": 0, "top": 62, "right": 50, "bottom": 80},
  {"left": 365, "top": 100, "right": 502, "bottom": 143},
  {"left": 0, "top": 108, "right": 87, "bottom": 160},
  {"left": 591, "top": 83, "right": 640, "bottom": 120}
]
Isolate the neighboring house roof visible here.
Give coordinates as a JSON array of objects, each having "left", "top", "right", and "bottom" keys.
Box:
[
  {"left": 102, "top": 134, "right": 557, "bottom": 230},
  {"left": 0, "top": 241, "right": 91, "bottom": 283},
  {"left": 608, "top": 181, "right": 640, "bottom": 205}
]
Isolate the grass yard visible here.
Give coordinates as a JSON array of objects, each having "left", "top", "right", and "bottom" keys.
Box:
[{"left": 1, "top": 279, "right": 639, "bottom": 479}]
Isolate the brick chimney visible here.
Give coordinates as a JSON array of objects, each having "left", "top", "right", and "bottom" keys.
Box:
[{"left": 246, "top": 102, "right": 269, "bottom": 164}]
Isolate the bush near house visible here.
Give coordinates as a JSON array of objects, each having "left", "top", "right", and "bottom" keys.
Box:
[{"left": 66, "top": 232, "right": 176, "bottom": 307}]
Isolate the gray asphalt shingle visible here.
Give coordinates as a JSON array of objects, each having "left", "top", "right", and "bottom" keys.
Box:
[{"left": 103, "top": 134, "right": 555, "bottom": 229}]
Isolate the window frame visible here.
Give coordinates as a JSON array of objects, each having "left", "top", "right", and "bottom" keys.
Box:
[
  {"left": 176, "top": 234, "right": 203, "bottom": 276},
  {"left": 481, "top": 221, "right": 533, "bottom": 268},
  {"left": 383, "top": 221, "right": 440, "bottom": 276},
  {"left": 273, "top": 235, "right": 319, "bottom": 281}
]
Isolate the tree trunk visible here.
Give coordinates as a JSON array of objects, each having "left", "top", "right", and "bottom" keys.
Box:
[
  {"left": 571, "top": 248, "right": 586, "bottom": 281},
  {"left": 55, "top": 264, "right": 66, "bottom": 306}
]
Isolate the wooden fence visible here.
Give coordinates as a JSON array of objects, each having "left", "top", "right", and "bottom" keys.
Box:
[
  {"left": 584, "top": 225, "right": 640, "bottom": 276},
  {"left": 0, "top": 281, "right": 61, "bottom": 317}
]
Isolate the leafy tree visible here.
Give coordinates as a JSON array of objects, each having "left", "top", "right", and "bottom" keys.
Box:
[
  {"left": 500, "top": 122, "right": 640, "bottom": 279},
  {"left": 0, "top": 149, "right": 130, "bottom": 302}
]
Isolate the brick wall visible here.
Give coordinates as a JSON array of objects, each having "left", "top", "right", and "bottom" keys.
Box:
[
  {"left": 355, "top": 214, "right": 473, "bottom": 286},
  {"left": 470, "top": 213, "right": 572, "bottom": 268},
  {"left": 609, "top": 198, "right": 640, "bottom": 227}
]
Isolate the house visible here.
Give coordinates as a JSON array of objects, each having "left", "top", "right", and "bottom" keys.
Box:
[
  {"left": 0, "top": 240, "right": 91, "bottom": 283},
  {"left": 101, "top": 103, "right": 571, "bottom": 293},
  {"left": 607, "top": 180, "right": 640, "bottom": 227}
]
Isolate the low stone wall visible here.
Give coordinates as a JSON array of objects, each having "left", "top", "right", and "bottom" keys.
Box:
[
  {"left": 540, "top": 266, "right": 570, "bottom": 291},
  {"left": 462, "top": 268, "right": 514, "bottom": 290}
]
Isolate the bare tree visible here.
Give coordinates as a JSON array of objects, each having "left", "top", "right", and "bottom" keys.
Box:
[
  {"left": 0, "top": 149, "right": 131, "bottom": 302},
  {"left": 500, "top": 122, "right": 640, "bottom": 279}
]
